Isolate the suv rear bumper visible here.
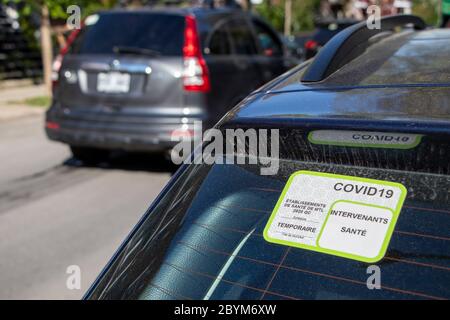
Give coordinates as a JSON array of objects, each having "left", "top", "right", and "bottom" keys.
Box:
[{"left": 45, "top": 108, "right": 205, "bottom": 152}]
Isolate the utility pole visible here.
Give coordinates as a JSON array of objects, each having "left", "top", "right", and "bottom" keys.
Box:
[{"left": 284, "top": 0, "right": 292, "bottom": 36}]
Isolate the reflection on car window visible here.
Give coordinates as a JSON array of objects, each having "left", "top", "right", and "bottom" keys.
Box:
[
  {"left": 253, "top": 20, "right": 282, "bottom": 57},
  {"left": 227, "top": 19, "right": 257, "bottom": 55},
  {"left": 208, "top": 24, "right": 231, "bottom": 55}
]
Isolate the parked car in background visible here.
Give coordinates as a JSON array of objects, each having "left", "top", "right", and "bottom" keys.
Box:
[
  {"left": 280, "top": 34, "right": 305, "bottom": 63},
  {"left": 46, "top": 6, "right": 296, "bottom": 163},
  {"left": 85, "top": 16, "right": 450, "bottom": 300},
  {"left": 304, "top": 18, "right": 358, "bottom": 59}
]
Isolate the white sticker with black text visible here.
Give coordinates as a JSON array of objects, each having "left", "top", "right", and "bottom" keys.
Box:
[{"left": 263, "top": 171, "right": 407, "bottom": 263}]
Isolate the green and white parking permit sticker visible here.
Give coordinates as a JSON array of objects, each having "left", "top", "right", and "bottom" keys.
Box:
[
  {"left": 308, "top": 130, "right": 422, "bottom": 149},
  {"left": 263, "top": 171, "right": 407, "bottom": 263}
]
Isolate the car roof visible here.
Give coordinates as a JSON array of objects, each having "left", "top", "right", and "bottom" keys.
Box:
[
  {"left": 221, "top": 28, "right": 450, "bottom": 130},
  {"left": 94, "top": 6, "right": 255, "bottom": 31},
  {"left": 96, "top": 6, "right": 244, "bottom": 19}
]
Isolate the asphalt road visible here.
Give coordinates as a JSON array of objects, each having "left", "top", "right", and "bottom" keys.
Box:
[{"left": 0, "top": 114, "right": 173, "bottom": 299}]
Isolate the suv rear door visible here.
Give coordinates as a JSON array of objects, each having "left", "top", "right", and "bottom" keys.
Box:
[
  {"left": 203, "top": 15, "right": 262, "bottom": 122},
  {"left": 225, "top": 16, "right": 262, "bottom": 102},
  {"left": 56, "top": 12, "right": 185, "bottom": 115},
  {"left": 250, "top": 17, "right": 290, "bottom": 84},
  {"left": 202, "top": 17, "right": 238, "bottom": 123}
]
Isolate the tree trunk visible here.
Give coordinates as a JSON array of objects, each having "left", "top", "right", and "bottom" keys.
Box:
[
  {"left": 284, "top": 0, "right": 292, "bottom": 36},
  {"left": 241, "top": 0, "right": 253, "bottom": 11},
  {"left": 40, "top": 4, "right": 53, "bottom": 95}
]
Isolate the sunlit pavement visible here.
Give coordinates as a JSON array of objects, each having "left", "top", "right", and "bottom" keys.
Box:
[
  {"left": 0, "top": 114, "right": 172, "bottom": 299},
  {"left": 0, "top": 84, "right": 47, "bottom": 121}
]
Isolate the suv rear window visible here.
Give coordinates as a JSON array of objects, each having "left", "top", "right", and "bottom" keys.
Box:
[{"left": 72, "top": 12, "right": 185, "bottom": 56}]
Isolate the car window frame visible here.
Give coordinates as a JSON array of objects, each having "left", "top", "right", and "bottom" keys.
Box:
[{"left": 204, "top": 18, "right": 233, "bottom": 56}]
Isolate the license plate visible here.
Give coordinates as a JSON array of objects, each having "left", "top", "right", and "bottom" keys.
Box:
[{"left": 97, "top": 72, "right": 130, "bottom": 93}]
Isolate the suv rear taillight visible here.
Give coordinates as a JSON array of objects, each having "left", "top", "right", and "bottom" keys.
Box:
[
  {"left": 305, "top": 39, "right": 318, "bottom": 50},
  {"left": 182, "top": 16, "right": 210, "bottom": 93},
  {"left": 52, "top": 28, "right": 81, "bottom": 90}
]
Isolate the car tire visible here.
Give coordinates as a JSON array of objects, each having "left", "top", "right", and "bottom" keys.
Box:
[{"left": 70, "top": 146, "right": 109, "bottom": 165}]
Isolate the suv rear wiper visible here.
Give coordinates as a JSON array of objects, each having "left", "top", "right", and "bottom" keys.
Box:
[{"left": 113, "top": 46, "right": 161, "bottom": 57}]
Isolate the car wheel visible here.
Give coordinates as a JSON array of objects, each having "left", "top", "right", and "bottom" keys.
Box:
[{"left": 70, "top": 146, "right": 109, "bottom": 165}]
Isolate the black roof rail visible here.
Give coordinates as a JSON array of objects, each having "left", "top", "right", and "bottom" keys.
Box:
[{"left": 301, "top": 15, "right": 426, "bottom": 82}]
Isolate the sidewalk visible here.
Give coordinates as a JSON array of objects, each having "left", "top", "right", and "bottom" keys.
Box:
[{"left": 0, "top": 84, "right": 48, "bottom": 121}]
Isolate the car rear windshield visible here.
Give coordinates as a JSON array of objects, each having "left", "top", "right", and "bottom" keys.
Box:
[
  {"left": 72, "top": 12, "right": 185, "bottom": 56},
  {"left": 88, "top": 153, "right": 450, "bottom": 300}
]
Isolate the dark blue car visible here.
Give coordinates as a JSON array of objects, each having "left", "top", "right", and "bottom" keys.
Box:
[{"left": 86, "top": 15, "right": 450, "bottom": 300}]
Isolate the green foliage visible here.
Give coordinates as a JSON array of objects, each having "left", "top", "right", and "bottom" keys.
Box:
[
  {"left": 292, "top": 0, "right": 322, "bottom": 31},
  {"left": 2, "top": 0, "right": 442, "bottom": 45},
  {"left": 23, "top": 95, "right": 51, "bottom": 107},
  {"left": 255, "top": 0, "right": 441, "bottom": 33},
  {"left": 8, "top": 95, "right": 51, "bottom": 108},
  {"left": 412, "top": 0, "right": 439, "bottom": 26},
  {"left": 255, "top": 0, "right": 322, "bottom": 33},
  {"left": 255, "top": 1, "right": 285, "bottom": 31},
  {"left": 4, "top": 0, "right": 117, "bottom": 20},
  {"left": 1, "top": 0, "right": 117, "bottom": 49}
]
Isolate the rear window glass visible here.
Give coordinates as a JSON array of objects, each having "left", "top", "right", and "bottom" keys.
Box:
[
  {"left": 321, "top": 29, "right": 450, "bottom": 86},
  {"left": 72, "top": 13, "right": 185, "bottom": 56},
  {"left": 88, "top": 157, "right": 450, "bottom": 300}
]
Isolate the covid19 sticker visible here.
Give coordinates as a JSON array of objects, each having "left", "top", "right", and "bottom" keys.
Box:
[
  {"left": 263, "top": 171, "right": 407, "bottom": 263},
  {"left": 308, "top": 130, "right": 422, "bottom": 149}
]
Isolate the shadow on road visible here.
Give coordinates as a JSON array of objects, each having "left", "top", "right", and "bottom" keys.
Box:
[{"left": 63, "top": 152, "right": 179, "bottom": 175}]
